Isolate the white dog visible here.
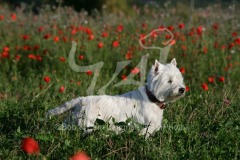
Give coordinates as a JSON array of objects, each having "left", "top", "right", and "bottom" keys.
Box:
[{"left": 47, "top": 58, "right": 185, "bottom": 137}]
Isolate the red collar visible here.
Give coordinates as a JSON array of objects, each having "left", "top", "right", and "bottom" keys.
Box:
[{"left": 145, "top": 86, "right": 166, "bottom": 109}]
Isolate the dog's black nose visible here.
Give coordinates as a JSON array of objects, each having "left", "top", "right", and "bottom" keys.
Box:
[{"left": 179, "top": 88, "right": 185, "bottom": 94}]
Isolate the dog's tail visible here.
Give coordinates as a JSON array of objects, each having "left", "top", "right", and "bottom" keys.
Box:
[{"left": 47, "top": 97, "right": 82, "bottom": 117}]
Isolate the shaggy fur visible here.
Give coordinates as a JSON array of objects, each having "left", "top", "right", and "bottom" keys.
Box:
[{"left": 47, "top": 58, "right": 185, "bottom": 137}]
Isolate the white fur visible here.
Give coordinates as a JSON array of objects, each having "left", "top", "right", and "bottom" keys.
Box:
[{"left": 47, "top": 59, "right": 185, "bottom": 137}]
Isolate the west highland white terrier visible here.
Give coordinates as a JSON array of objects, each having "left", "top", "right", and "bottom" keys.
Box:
[{"left": 47, "top": 58, "right": 185, "bottom": 137}]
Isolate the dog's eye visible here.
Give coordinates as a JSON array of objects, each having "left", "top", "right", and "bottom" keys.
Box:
[{"left": 168, "top": 79, "right": 172, "bottom": 83}]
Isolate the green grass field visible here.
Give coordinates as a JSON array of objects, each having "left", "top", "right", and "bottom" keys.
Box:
[{"left": 0, "top": 3, "right": 240, "bottom": 159}]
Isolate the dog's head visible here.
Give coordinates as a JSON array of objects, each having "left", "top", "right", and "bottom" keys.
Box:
[{"left": 147, "top": 58, "right": 185, "bottom": 103}]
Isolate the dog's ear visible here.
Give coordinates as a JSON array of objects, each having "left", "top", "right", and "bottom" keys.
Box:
[
  {"left": 171, "top": 58, "right": 177, "bottom": 66},
  {"left": 154, "top": 60, "right": 160, "bottom": 73}
]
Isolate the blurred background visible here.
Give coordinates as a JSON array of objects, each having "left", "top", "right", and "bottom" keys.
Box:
[{"left": 0, "top": 0, "right": 236, "bottom": 14}]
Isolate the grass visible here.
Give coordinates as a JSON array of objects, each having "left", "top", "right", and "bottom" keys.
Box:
[{"left": 0, "top": 3, "right": 240, "bottom": 159}]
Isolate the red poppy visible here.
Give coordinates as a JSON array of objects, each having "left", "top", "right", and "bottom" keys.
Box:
[
  {"left": 53, "top": 36, "right": 60, "bottom": 42},
  {"left": 101, "top": 31, "right": 109, "bottom": 38},
  {"left": 116, "top": 24, "right": 124, "bottom": 32},
  {"left": 11, "top": 13, "right": 17, "bottom": 21},
  {"left": 181, "top": 45, "right": 187, "bottom": 51},
  {"left": 221, "top": 45, "right": 226, "bottom": 51},
  {"left": 178, "top": 23, "right": 185, "bottom": 29},
  {"left": 125, "top": 52, "right": 133, "bottom": 60},
  {"left": 169, "top": 39, "right": 176, "bottom": 45},
  {"left": 76, "top": 81, "right": 81, "bottom": 86},
  {"left": 22, "top": 35, "right": 30, "bottom": 40},
  {"left": 174, "top": 32, "right": 180, "bottom": 37},
  {"left": 179, "top": 67, "right": 185, "bottom": 74},
  {"left": 121, "top": 75, "right": 127, "bottom": 80},
  {"left": 88, "top": 35, "right": 94, "bottom": 40},
  {"left": 59, "top": 86, "right": 65, "bottom": 93},
  {"left": 36, "top": 55, "right": 42, "bottom": 61},
  {"left": 1, "top": 52, "right": 9, "bottom": 58},
  {"left": 203, "top": 47, "right": 208, "bottom": 54},
  {"left": 180, "top": 36, "right": 186, "bottom": 41},
  {"left": 33, "top": 45, "right": 40, "bottom": 50},
  {"left": 208, "top": 77, "right": 214, "bottom": 83},
  {"left": 97, "top": 42, "right": 104, "bottom": 48},
  {"left": 228, "top": 43, "right": 235, "bottom": 49},
  {"left": 71, "top": 29, "right": 77, "bottom": 35},
  {"left": 158, "top": 25, "right": 165, "bottom": 29},
  {"left": 185, "top": 86, "right": 190, "bottom": 92},
  {"left": 21, "top": 137, "right": 40, "bottom": 155},
  {"left": 112, "top": 41, "right": 120, "bottom": 47},
  {"left": 86, "top": 70, "right": 93, "bottom": 76},
  {"left": 59, "top": 57, "right": 66, "bottom": 62},
  {"left": 62, "top": 36, "right": 68, "bottom": 43},
  {"left": 151, "top": 32, "right": 158, "bottom": 38},
  {"left": 188, "top": 31, "right": 194, "bottom": 36},
  {"left": 231, "top": 32, "right": 237, "bottom": 37},
  {"left": 235, "top": 38, "right": 240, "bottom": 46},
  {"left": 213, "top": 23, "right": 219, "bottom": 30},
  {"left": 15, "top": 54, "right": 21, "bottom": 60},
  {"left": 142, "top": 23, "right": 147, "bottom": 29},
  {"left": 0, "top": 15, "right": 4, "bottom": 20},
  {"left": 23, "top": 45, "right": 31, "bottom": 51},
  {"left": 131, "top": 67, "right": 140, "bottom": 74},
  {"left": 197, "top": 26, "right": 203, "bottom": 36},
  {"left": 78, "top": 55, "right": 84, "bottom": 60},
  {"left": 38, "top": 26, "right": 44, "bottom": 32},
  {"left": 70, "top": 151, "right": 90, "bottom": 160},
  {"left": 85, "top": 28, "right": 93, "bottom": 35},
  {"left": 201, "top": 83, "right": 209, "bottom": 91},
  {"left": 58, "top": 30, "right": 63, "bottom": 35},
  {"left": 44, "top": 34, "right": 51, "bottom": 39},
  {"left": 3, "top": 46, "right": 9, "bottom": 52},
  {"left": 165, "top": 34, "right": 171, "bottom": 39},
  {"left": 139, "top": 34, "right": 146, "bottom": 44},
  {"left": 167, "top": 25, "right": 174, "bottom": 31},
  {"left": 43, "top": 76, "right": 51, "bottom": 83},
  {"left": 28, "top": 54, "right": 36, "bottom": 59},
  {"left": 218, "top": 76, "right": 225, "bottom": 82}
]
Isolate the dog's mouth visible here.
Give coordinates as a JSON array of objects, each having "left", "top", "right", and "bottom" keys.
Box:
[
  {"left": 156, "top": 92, "right": 185, "bottom": 109},
  {"left": 159, "top": 94, "right": 183, "bottom": 109},
  {"left": 175, "top": 93, "right": 185, "bottom": 97},
  {"left": 164, "top": 93, "right": 184, "bottom": 103}
]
